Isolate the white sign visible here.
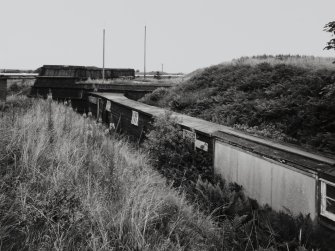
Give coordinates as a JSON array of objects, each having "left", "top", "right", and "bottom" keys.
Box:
[
  {"left": 195, "top": 139, "right": 208, "bottom": 151},
  {"left": 106, "top": 101, "right": 111, "bottom": 111},
  {"left": 183, "top": 129, "right": 196, "bottom": 142},
  {"left": 88, "top": 96, "right": 97, "bottom": 104},
  {"left": 131, "top": 110, "right": 139, "bottom": 126}
]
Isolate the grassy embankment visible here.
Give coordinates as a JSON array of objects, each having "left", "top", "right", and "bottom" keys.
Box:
[
  {"left": 1, "top": 96, "right": 334, "bottom": 250},
  {"left": 0, "top": 97, "right": 223, "bottom": 250},
  {"left": 140, "top": 55, "right": 335, "bottom": 155}
]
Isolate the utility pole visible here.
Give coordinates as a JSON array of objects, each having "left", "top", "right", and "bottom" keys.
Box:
[
  {"left": 102, "top": 29, "right": 105, "bottom": 81},
  {"left": 161, "top": 64, "right": 163, "bottom": 74},
  {"left": 144, "top": 25, "right": 146, "bottom": 79}
]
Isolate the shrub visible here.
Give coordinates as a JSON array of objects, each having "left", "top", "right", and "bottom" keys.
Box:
[
  {"left": 0, "top": 99, "right": 227, "bottom": 250},
  {"left": 143, "top": 112, "right": 213, "bottom": 188},
  {"left": 143, "top": 112, "right": 335, "bottom": 250},
  {"left": 140, "top": 87, "right": 169, "bottom": 106},
  {"left": 141, "top": 60, "right": 335, "bottom": 154},
  {"left": 2, "top": 97, "right": 334, "bottom": 250},
  {"left": 9, "top": 82, "right": 20, "bottom": 92}
]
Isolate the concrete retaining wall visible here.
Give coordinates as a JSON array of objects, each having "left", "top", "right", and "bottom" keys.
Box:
[
  {"left": 86, "top": 92, "right": 335, "bottom": 224},
  {"left": 88, "top": 94, "right": 153, "bottom": 142},
  {"left": 214, "top": 140, "right": 317, "bottom": 219}
]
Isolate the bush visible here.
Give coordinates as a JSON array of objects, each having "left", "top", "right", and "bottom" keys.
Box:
[
  {"left": 2, "top": 98, "right": 333, "bottom": 250},
  {"left": 143, "top": 112, "right": 335, "bottom": 250},
  {"left": 9, "top": 82, "right": 20, "bottom": 93},
  {"left": 141, "top": 60, "right": 335, "bottom": 154},
  {"left": 0, "top": 99, "right": 229, "bottom": 250},
  {"left": 143, "top": 112, "right": 213, "bottom": 187},
  {"left": 139, "top": 87, "right": 169, "bottom": 106}
]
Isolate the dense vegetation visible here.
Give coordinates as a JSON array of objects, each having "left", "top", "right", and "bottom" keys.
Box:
[
  {"left": 1, "top": 97, "right": 335, "bottom": 250},
  {"left": 1, "top": 97, "right": 224, "bottom": 250},
  {"left": 7, "top": 78, "right": 34, "bottom": 96},
  {"left": 2, "top": 97, "right": 333, "bottom": 250},
  {"left": 141, "top": 56, "right": 335, "bottom": 154},
  {"left": 324, "top": 21, "right": 335, "bottom": 55},
  {"left": 144, "top": 113, "right": 335, "bottom": 250}
]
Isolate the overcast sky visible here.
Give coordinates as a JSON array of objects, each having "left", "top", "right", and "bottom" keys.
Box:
[{"left": 1, "top": 0, "right": 334, "bottom": 73}]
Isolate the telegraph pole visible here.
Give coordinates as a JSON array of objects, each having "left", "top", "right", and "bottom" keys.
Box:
[
  {"left": 102, "top": 29, "right": 105, "bottom": 81},
  {"left": 161, "top": 64, "right": 163, "bottom": 74},
  {"left": 144, "top": 25, "right": 147, "bottom": 79}
]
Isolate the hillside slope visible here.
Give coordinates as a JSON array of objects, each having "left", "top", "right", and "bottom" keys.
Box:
[
  {"left": 0, "top": 97, "right": 223, "bottom": 250},
  {"left": 2, "top": 97, "right": 334, "bottom": 250},
  {"left": 141, "top": 57, "right": 335, "bottom": 154}
]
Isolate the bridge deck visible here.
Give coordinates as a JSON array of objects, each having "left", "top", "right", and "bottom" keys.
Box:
[{"left": 0, "top": 74, "right": 37, "bottom": 79}]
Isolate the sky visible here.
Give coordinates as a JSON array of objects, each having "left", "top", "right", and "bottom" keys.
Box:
[{"left": 1, "top": 0, "right": 334, "bottom": 73}]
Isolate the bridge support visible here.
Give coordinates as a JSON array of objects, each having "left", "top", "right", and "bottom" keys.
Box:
[{"left": 0, "top": 77, "right": 7, "bottom": 102}]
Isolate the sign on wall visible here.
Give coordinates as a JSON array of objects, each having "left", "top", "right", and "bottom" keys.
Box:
[
  {"left": 88, "top": 96, "right": 97, "bottom": 104},
  {"left": 109, "top": 123, "right": 115, "bottom": 130},
  {"left": 131, "top": 110, "right": 139, "bottom": 126},
  {"left": 195, "top": 139, "right": 208, "bottom": 151},
  {"left": 106, "top": 101, "right": 111, "bottom": 111}
]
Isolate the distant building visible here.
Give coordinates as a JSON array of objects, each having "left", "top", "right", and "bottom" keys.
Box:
[{"left": 36, "top": 65, "right": 135, "bottom": 80}]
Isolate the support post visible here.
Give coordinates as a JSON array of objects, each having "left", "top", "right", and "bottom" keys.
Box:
[
  {"left": 103, "top": 29, "right": 105, "bottom": 82},
  {"left": 144, "top": 25, "right": 146, "bottom": 79}
]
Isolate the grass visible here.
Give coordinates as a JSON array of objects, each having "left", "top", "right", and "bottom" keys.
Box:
[
  {"left": 1, "top": 96, "right": 333, "bottom": 250},
  {"left": 230, "top": 55, "right": 335, "bottom": 70},
  {"left": 141, "top": 56, "right": 335, "bottom": 155},
  {"left": 185, "top": 55, "right": 335, "bottom": 80},
  {"left": 143, "top": 112, "right": 335, "bottom": 251},
  {"left": 0, "top": 97, "right": 224, "bottom": 250}
]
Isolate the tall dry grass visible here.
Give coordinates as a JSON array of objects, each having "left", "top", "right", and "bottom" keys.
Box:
[
  {"left": 185, "top": 55, "right": 335, "bottom": 79},
  {"left": 230, "top": 55, "right": 335, "bottom": 70},
  {"left": 0, "top": 98, "right": 224, "bottom": 250}
]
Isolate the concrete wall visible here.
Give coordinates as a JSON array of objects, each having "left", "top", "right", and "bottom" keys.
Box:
[
  {"left": 0, "top": 78, "right": 7, "bottom": 102},
  {"left": 88, "top": 95, "right": 153, "bottom": 142},
  {"left": 214, "top": 140, "right": 317, "bottom": 219},
  {"left": 86, "top": 93, "right": 329, "bottom": 221}
]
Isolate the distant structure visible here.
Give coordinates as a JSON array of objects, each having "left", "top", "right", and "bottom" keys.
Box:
[
  {"left": 30, "top": 65, "right": 171, "bottom": 112},
  {"left": 31, "top": 65, "right": 135, "bottom": 104},
  {"left": 36, "top": 65, "right": 134, "bottom": 80}
]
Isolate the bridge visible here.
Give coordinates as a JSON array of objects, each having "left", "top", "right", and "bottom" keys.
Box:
[
  {"left": 31, "top": 79, "right": 173, "bottom": 106},
  {"left": 0, "top": 74, "right": 38, "bottom": 102},
  {"left": 27, "top": 65, "right": 174, "bottom": 111},
  {"left": 0, "top": 73, "right": 38, "bottom": 79}
]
